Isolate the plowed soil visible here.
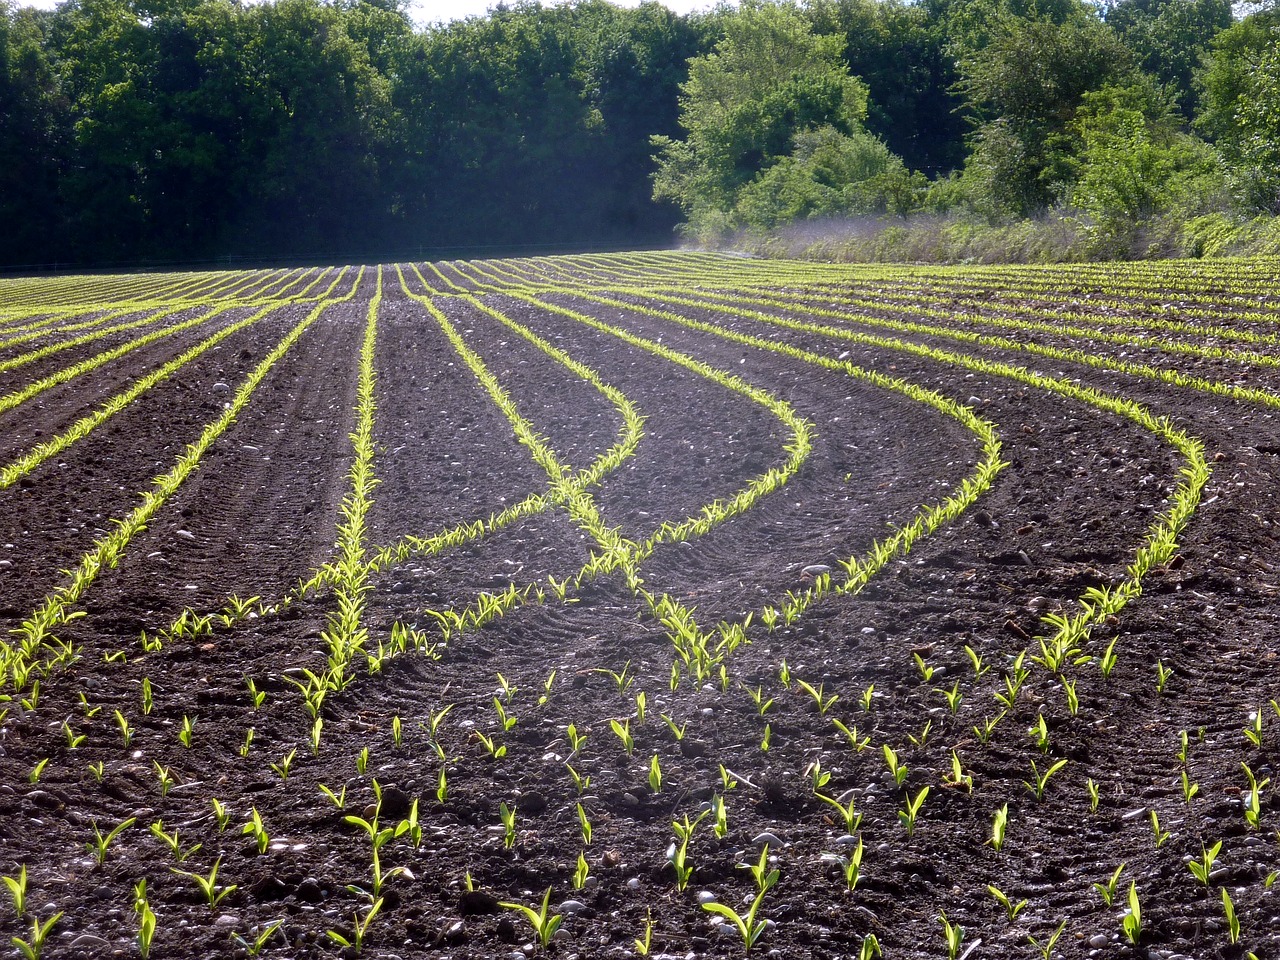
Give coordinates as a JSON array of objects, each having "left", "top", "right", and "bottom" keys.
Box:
[{"left": 1, "top": 255, "right": 1278, "bottom": 960}]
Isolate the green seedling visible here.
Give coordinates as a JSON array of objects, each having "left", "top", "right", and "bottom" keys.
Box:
[
  {"left": 137, "top": 899, "right": 156, "bottom": 960},
  {"left": 1087, "top": 778, "right": 1100, "bottom": 812},
  {"left": 989, "top": 803, "right": 1009, "bottom": 852},
  {"left": 743, "top": 684, "right": 774, "bottom": 716},
  {"left": 760, "top": 724, "right": 771, "bottom": 752},
  {"left": 741, "top": 844, "right": 779, "bottom": 895},
  {"left": 937, "top": 680, "right": 963, "bottom": 714},
  {"left": 211, "top": 798, "right": 231, "bottom": 831},
  {"left": 474, "top": 730, "right": 506, "bottom": 760},
  {"left": 913, "top": 653, "right": 934, "bottom": 682},
  {"left": 831, "top": 718, "right": 869, "bottom": 751},
  {"left": 1094, "top": 863, "right": 1125, "bottom": 907},
  {"left": 566, "top": 723, "right": 586, "bottom": 754},
  {"left": 499, "top": 887, "right": 562, "bottom": 951},
  {"left": 566, "top": 763, "right": 589, "bottom": 795},
  {"left": 1121, "top": 882, "right": 1142, "bottom": 945},
  {"left": 239, "top": 727, "right": 254, "bottom": 758},
  {"left": 3, "top": 865, "right": 28, "bottom": 918},
  {"left": 356, "top": 746, "right": 370, "bottom": 774},
  {"left": 1149, "top": 809, "right": 1171, "bottom": 848},
  {"left": 88, "top": 760, "right": 105, "bottom": 782},
  {"left": 1222, "top": 887, "right": 1240, "bottom": 944},
  {"left": 610, "top": 718, "right": 634, "bottom": 756},
  {"left": 1098, "top": 637, "right": 1119, "bottom": 680},
  {"left": 943, "top": 751, "right": 973, "bottom": 792},
  {"left": 572, "top": 850, "right": 590, "bottom": 890},
  {"left": 859, "top": 684, "right": 874, "bottom": 712},
  {"left": 712, "top": 794, "right": 729, "bottom": 838},
  {"left": 702, "top": 890, "right": 769, "bottom": 954},
  {"left": 62, "top": 720, "right": 86, "bottom": 749},
  {"left": 1028, "top": 920, "right": 1067, "bottom": 959},
  {"left": 659, "top": 713, "right": 687, "bottom": 741},
  {"left": 87, "top": 817, "right": 136, "bottom": 865},
  {"left": 1028, "top": 713, "right": 1050, "bottom": 753},
  {"left": 1024, "top": 757, "right": 1067, "bottom": 801},
  {"left": 171, "top": 857, "right": 237, "bottom": 909},
  {"left": 649, "top": 754, "right": 664, "bottom": 793},
  {"left": 1155, "top": 659, "right": 1173, "bottom": 693},
  {"left": 492, "top": 698, "right": 517, "bottom": 732},
  {"left": 327, "top": 897, "right": 382, "bottom": 954},
  {"left": 898, "top": 786, "right": 929, "bottom": 837},
  {"left": 908, "top": 719, "right": 932, "bottom": 748},
  {"left": 271, "top": 747, "right": 296, "bottom": 781},
  {"left": 153, "top": 761, "right": 174, "bottom": 796},
  {"left": 972, "top": 711, "right": 1005, "bottom": 744},
  {"left": 939, "top": 911, "right": 964, "bottom": 960},
  {"left": 319, "top": 783, "right": 347, "bottom": 810},
  {"left": 859, "top": 933, "right": 882, "bottom": 960},
  {"left": 1181, "top": 770, "right": 1199, "bottom": 804},
  {"left": 178, "top": 714, "right": 195, "bottom": 748},
  {"left": 114, "top": 709, "right": 133, "bottom": 747},
  {"left": 243, "top": 808, "right": 269, "bottom": 854},
  {"left": 882, "top": 744, "right": 908, "bottom": 786},
  {"left": 150, "top": 820, "right": 201, "bottom": 862},
  {"left": 634, "top": 909, "right": 653, "bottom": 957},
  {"left": 500, "top": 802, "right": 517, "bottom": 850},
  {"left": 12, "top": 911, "right": 62, "bottom": 960},
  {"left": 141, "top": 677, "right": 153, "bottom": 716},
  {"left": 1242, "top": 761, "right": 1269, "bottom": 829},
  {"left": 815, "top": 791, "right": 862, "bottom": 834},
  {"left": 796, "top": 678, "right": 838, "bottom": 714},
  {"left": 27, "top": 759, "right": 48, "bottom": 785},
  {"left": 231, "top": 919, "right": 285, "bottom": 957},
  {"left": 988, "top": 884, "right": 1026, "bottom": 920},
  {"left": 1189, "top": 841, "right": 1222, "bottom": 886},
  {"left": 577, "top": 803, "right": 592, "bottom": 845}
]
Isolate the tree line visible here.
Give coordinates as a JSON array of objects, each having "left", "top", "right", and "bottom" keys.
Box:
[{"left": 0, "top": 0, "right": 1274, "bottom": 267}]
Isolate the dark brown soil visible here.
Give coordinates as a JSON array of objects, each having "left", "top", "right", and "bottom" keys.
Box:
[{"left": 1, "top": 256, "right": 1278, "bottom": 960}]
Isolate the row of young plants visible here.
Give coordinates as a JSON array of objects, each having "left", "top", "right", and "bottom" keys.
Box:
[{"left": 0, "top": 267, "right": 366, "bottom": 706}]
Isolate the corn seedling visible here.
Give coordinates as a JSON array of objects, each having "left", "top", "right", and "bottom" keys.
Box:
[
  {"left": 500, "top": 802, "right": 517, "bottom": 849},
  {"left": 1029, "top": 713, "right": 1050, "bottom": 753},
  {"left": 27, "top": 759, "right": 47, "bottom": 784},
  {"left": 815, "top": 791, "right": 862, "bottom": 834},
  {"left": 701, "top": 889, "right": 769, "bottom": 954},
  {"left": 1155, "top": 659, "right": 1174, "bottom": 693},
  {"left": 87, "top": 760, "right": 104, "bottom": 782},
  {"left": 1087, "top": 778, "right": 1100, "bottom": 812},
  {"left": 576, "top": 802, "right": 593, "bottom": 845},
  {"left": 1241, "top": 761, "right": 1269, "bottom": 829},
  {"left": 566, "top": 723, "right": 586, "bottom": 754},
  {"left": 1222, "top": 887, "right": 1240, "bottom": 944},
  {"left": 86, "top": 816, "right": 135, "bottom": 866},
  {"left": 913, "top": 653, "right": 934, "bottom": 682},
  {"left": 171, "top": 857, "right": 236, "bottom": 909},
  {"left": 566, "top": 763, "right": 589, "bottom": 795},
  {"left": 669, "top": 811, "right": 707, "bottom": 891},
  {"left": 760, "top": 723, "right": 772, "bottom": 752},
  {"left": 500, "top": 887, "right": 563, "bottom": 951},
  {"left": 743, "top": 684, "right": 774, "bottom": 716},
  {"left": 635, "top": 691, "right": 647, "bottom": 723},
  {"left": 989, "top": 803, "right": 1009, "bottom": 852},
  {"left": 1181, "top": 770, "right": 1199, "bottom": 804},
  {"left": 1121, "top": 882, "right": 1142, "bottom": 945},
  {"left": 610, "top": 718, "right": 634, "bottom": 755},
  {"left": 807, "top": 758, "right": 831, "bottom": 794},
  {"left": 310, "top": 716, "right": 323, "bottom": 756},
  {"left": 474, "top": 730, "right": 506, "bottom": 760},
  {"left": 12, "top": 911, "right": 62, "bottom": 960},
  {"left": 572, "top": 850, "right": 590, "bottom": 890},
  {"left": 243, "top": 808, "right": 269, "bottom": 854},
  {"left": 988, "top": 884, "right": 1026, "bottom": 920},
  {"left": 741, "top": 844, "right": 779, "bottom": 895},
  {"left": 153, "top": 761, "right": 174, "bottom": 796},
  {"left": 1024, "top": 757, "right": 1067, "bottom": 801},
  {"left": 712, "top": 794, "right": 728, "bottom": 838},
  {"left": 943, "top": 751, "right": 973, "bottom": 793},
  {"left": 831, "top": 718, "right": 870, "bottom": 751},
  {"left": 595, "top": 661, "right": 634, "bottom": 694},
  {"left": 1098, "top": 637, "right": 1119, "bottom": 679},
  {"left": 972, "top": 711, "right": 1005, "bottom": 744},
  {"left": 1189, "top": 841, "right": 1222, "bottom": 886},
  {"left": 1149, "top": 809, "right": 1171, "bottom": 848},
  {"left": 882, "top": 744, "right": 908, "bottom": 786},
  {"left": 1094, "top": 863, "right": 1125, "bottom": 906},
  {"left": 150, "top": 820, "right": 201, "bottom": 862},
  {"left": 231, "top": 918, "right": 285, "bottom": 957},
  {"left": 271, "top": 747, "right": 296, "bottom": 781},
  {"left": 1176, "top": 729, "right": 1191, "bottom": 765},
  {"left": 1028, "top": 919, "right": 1066, "bottom": 959},
  {"left": 964, "top": 645, "right": 990, "bottom": 678},
  {"left": 492, "top": 698, "right": 517, "bottom": 732},
  {"left": 635, "top": 909, "right": 653, "bottom": 957},
  {"left": 936, "top": 680, "right": 962, "bottom": 714},
  {"left": 356, "top": 746, "right": 370, "bottom": 774},
  {"left": 136, "top": 897, "right": 156, "bottom": 960},
  {"left": 245, "top": 679, "right": 264, "bottom": 710},
  {"left": 939, "top": 911, "right": 964, "bottom": 960},
  {"left": 659, "top": 713, "right": 687, "bottom": 741},
  {"left": 114, "top": 709, "right": 133, "bottom": 746},
  {"left": 327, "top": 897, "right": 382, "bottom": 954},
  {"left": 898, "top": 786, "right": 929, "bottom": 837},
  {"left": 3, "top": 866, "right": 27, "bottom": 918},
  {"left": 797, "top": 678, "right": 838, "bottom": 714},
  {"left": 859, "top": 933, "right": 882, "bottom": 960},
  {"left": 908, "top": 719, "right": 932, "bottom": 748},
  {"left": 860, "top": 684, "right": 874, "bottom": 712},
  {"left": 211, "top": 798, "right": 231, "bottom": 831}
]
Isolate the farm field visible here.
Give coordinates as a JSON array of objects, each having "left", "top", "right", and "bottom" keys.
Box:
[{"left": 0, "top": 252, "right": 1279, "bottom": 959}]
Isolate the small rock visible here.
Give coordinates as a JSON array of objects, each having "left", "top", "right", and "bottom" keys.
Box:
[
  {"left": 212, "top": 382, "right": 231, "bottom": 393},
  {"left": 800, "top": 564, "right": 831, "bottom": 578},
  {"left": 752, "top": 832, "right": 784, "bottom": 847},
  {"left": 175, "top": 529, "right": 197, "bottom": 541},
  {"left": 558, "top": 900, "right": 587, "bottom": 915},
  {"left": 378, "top": 786, "right": 414, "bottom": 819},
  {"left": 297, "top": 878, "right": 325, "bottom": 903},
  {"left": 214, "top": 914, "right": 240, "bottom": 927},
  {"left": 1088, "top": 934, "right": 1109, "bottom": 948},
  {"left": 626, "top": 877, "right": 641, "bottom": 891},
  {"left": 71, "top": 935, "right": 111, "bottom": 950},
  {"left": 696, "top": 891, "right": 717, "bottom": 905},
  {"left": 443, "top": 920, "right": 465, "bottom": 944}
]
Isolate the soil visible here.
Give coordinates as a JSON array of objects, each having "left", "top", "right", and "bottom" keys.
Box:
[{"left": 1, "top": 256, "right": 1278, "bottom": 960}]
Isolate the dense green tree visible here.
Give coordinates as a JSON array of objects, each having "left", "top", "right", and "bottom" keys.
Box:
[
  {"left": 949, "top": 1, "right": 1134, "bottom": 216},
  {"left": 0, "top": 3, "right": 67, "bottom": 265},
  {"left": 1103, "top": 0, "right": 1230, "bottom": 118},
  {"left": 652, "top": 0, "right": 900, "bottom": 236}
]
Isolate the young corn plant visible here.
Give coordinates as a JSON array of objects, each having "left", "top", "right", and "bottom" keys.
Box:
[
  {"left": 701, "top": 889, "right": 769, "bottom": 954},
  {"left": 1121, "top": 882, "right": 1142, "bottom": 946},
  {"left": 988, "top": 884, "right": 1026, "bottom": 920},
  {"left": 939, "top": 912, "right": 964, "bottom": 960},
  {"left": 1024, "top": 758, "right": 1068, "bottom": 801},
  {"left": 1028, "top": 919, "right": 1067, "bottom": 960},
  {"left": 989, "top": 803, "right": 1009, "bottom": 853},
  {"left": 87, "top": 817, "right": 136, "bottom": 866},
  {"left": 814, "top": 791, "right": 862, "bottom": 834},
  {"left": 898, "top": 786, "right": 929, "bottom": 838},
  {"left": 499, "top": 887, "right": 562, "bottom": 952},
  {"left": 3, "top": 865, "right": 27, "bottom": 918},
  {"left": 11, "top": 911, "right": 62, "bottom": 960},
  {"left": 170, "top": 858, "right": 237, "bottom": 909},
  {"left": 669, "top": 812, "right": 707, "bottom": 892},
  {"left": 740, "top": 845, "right": 779, "bottom": 895},
  {"left": 1094, "top": 863, "right": 1125, "bottom": 907},
  {"left": 1189, "top": 841, "right": 1222, "bottom": 886},
  {"left": 327, "top": 897, "right": 382, "bottom": 954}
]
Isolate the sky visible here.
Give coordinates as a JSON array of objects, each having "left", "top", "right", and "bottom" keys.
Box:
[{"left": 16, "top": 0, "right": 724, "bottom": 28}]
